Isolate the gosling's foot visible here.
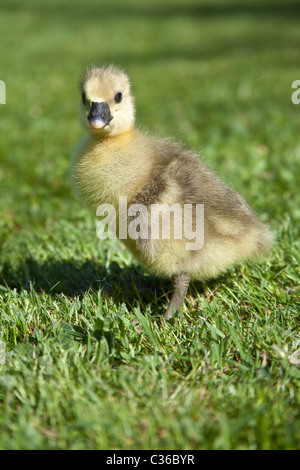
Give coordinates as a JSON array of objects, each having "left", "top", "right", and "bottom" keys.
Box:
[{"left": 164, "top": 271, "right": 190, "bottom": 320}]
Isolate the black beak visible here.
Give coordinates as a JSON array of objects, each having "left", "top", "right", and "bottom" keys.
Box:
[{"left": 88, "top": 102, "right": 113, "bottom": 129}]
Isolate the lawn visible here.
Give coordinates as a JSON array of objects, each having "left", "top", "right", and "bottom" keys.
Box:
[{"left": 0, "top": 0, "right": 299, "bottom": 450}]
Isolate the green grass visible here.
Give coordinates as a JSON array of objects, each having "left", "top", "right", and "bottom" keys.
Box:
[{"left": 0, "top": 0, "right": 299, "bottom": 450}]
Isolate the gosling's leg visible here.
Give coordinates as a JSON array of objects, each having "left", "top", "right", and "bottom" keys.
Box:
[{"left": 164, "top": 271, "right": 190, "bottom": 320}]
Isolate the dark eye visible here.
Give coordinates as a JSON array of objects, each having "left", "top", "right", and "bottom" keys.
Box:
[
  {"left": 81, "top": 91, "right": 87, "bottom": 106},
  {"left": 114, "top": 92, "right": 123, "bottom": 103}
]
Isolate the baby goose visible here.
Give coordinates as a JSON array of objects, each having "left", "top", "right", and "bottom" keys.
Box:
[{"left": 73, "top": 65, "right": 273, "bottom": 320}]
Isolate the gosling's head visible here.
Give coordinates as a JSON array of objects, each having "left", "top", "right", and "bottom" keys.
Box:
[{"left": 79, "top": 65, "right": 135, "bottom": 137}]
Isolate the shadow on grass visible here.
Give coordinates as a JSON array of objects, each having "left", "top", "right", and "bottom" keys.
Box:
[
  {"left": 0, "top": 256, "right": 174, "bottom": 310},
  {"left": 0, "top": 255, "right": 231, "bottom": 319}
]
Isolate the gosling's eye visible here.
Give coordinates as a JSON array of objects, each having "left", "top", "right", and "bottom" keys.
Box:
[
  {"left": 114, "top": 92, "right": 123, "bottom": 104},
  {"left": 81, "top": 91, "right": 87, "bottom": 106}
]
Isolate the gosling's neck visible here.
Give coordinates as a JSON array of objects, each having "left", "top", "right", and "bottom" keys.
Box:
[{"left": 88, "top": 125, "right": 137, "bottom": 147}]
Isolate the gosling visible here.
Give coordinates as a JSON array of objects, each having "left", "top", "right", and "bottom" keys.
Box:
[{"left": 73, "top": 65, "right": 273, "bottom": 320}]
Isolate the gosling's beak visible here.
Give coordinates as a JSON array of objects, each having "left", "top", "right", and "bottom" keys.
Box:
[{"left": 88, "top": 102, "right": 113, "bottom": 130}]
